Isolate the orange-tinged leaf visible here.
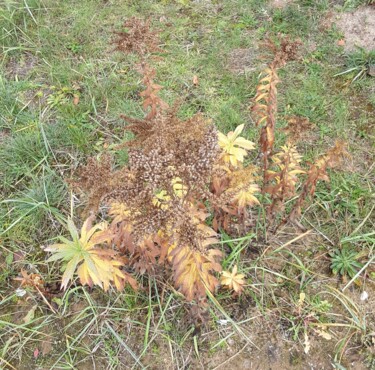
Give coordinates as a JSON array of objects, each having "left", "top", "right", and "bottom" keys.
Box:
[
  {"left": 171, "top": 245, "right": 222, "bottom": 301},
  {"left": 73, "top": 94, "right": 80, "bottom": 105},
  {"left": 255, "top": 92, "right": 268, "bottom": 102},
  {"left": 45, "top": 217, "right": 136, "bottom": 292}
]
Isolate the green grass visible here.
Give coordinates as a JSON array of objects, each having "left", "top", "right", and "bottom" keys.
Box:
[{"left": 1, "top": 0, "right": 374, "bottom": 369}]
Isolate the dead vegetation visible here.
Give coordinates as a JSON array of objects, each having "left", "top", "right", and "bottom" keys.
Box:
[
  {"left": 42, "top": 35, "right": 350, "bottom": 326},
  {"left": 114, "top": 17, "right": 163, "bottom": 55},
  {"left": 2, "top": 2, "right": 374, "bottom": 369}
]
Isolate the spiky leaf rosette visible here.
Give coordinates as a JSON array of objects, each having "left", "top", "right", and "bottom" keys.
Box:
[
  {"left": 45, "top": 217, "right": 137, "bottom": 291},
  {"left": 221, "top": 265, "right": 246, "bottom": 295}
]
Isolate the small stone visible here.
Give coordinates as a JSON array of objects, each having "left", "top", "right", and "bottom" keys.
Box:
[
  {"left": 360, "top": 291, "right": 369, "bottom": 301},
  {"left": 15, "top": 288, "right": 27, "bottom": 297},
  {"left": 217, "top": 319, "right": 229, "bottom": 325},
  {"left": 227, "top": 338, "right": 235, "bottom": 346},
  {"left": 367, "top": 65, "right": 375, "bottom": 77},
  {"left": 243, "top": 359, "right": 252, "bottom": 367}
]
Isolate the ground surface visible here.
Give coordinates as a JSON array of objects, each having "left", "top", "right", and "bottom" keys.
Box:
[{"left": 0, "top": 0, "right": 374, "bottom": 369}]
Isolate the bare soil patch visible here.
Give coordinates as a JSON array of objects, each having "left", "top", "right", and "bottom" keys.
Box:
[
  {"left": 227, "top": 47, "right": 266, "bottom": 74},
  {"left": 5, "top": 52, "right": 39, "bottom": 79},
  {"left": 269, "top": 0, "right": 293, "bottom": 9},
  {"left": 335, "top": 6, "right": 375, "bottom": 52}
]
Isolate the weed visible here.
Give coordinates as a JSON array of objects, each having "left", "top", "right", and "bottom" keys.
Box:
[
  {"left": 1, "top": 0, "right": 375, "bottom": 368},
  {"left": 44, "top": 35, "right": 350, "bottom": 325},
  {"left": 1, "top": 173, "right": 66, "bottom": 243},
  {"left": 335, "top": 48, "right": 375, "bottom": 82},
  {"left": 330, "top": 246, "right": 364, "bottom": 281}
]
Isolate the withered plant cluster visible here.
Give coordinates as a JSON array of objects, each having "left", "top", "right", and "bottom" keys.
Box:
[
  {"left": 46, "top": 25, "right": 348, "bottom": 315},
  {"left": 114, "top": 17, "right": 163, "bottom": 55},
  {"left": 252, "top": 36, "right": 348, "bottom": 225},
  {"left": 62, "top": 85, "right": 261, "bottom": 307}
]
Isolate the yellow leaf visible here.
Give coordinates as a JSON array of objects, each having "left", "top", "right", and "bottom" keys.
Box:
[
  {"left": 218, "top": 125, "right": 255, "bottom": 167},
  {"left": 45, "top": 217, "right": 136, "bottom": 292},
  {"left": 298, "top": 292, "right": 306, "bottom": 307},
  {"left": 152, "top": 190, "right": 171, "bottom": 210},
  {"left": 171, "top": 246, "right": 222, "bottom": 301},
  {"left": 231, "top": 183, "right": 260, "bottom": 209},
  {"left": 172, "top": 177, "right": 188, "bottom": 198}
]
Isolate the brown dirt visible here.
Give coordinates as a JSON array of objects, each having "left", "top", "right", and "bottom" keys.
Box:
[
  {"left": 269, "top": 0, "right": 293, "bottom": 9},
  {"left": 5, "top": 52, "right": 39, "bottom": 79},
  {"left": 206, "top": 331, "right": 335, "bottom": 369},
  {"left": 227, "top": 47, "right": 266, "bottom": 74},
  {"left": 335, "top": 6, "right": 375, "bottom": 52}
]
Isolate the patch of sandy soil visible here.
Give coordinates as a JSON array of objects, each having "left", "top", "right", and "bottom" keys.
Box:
[
  {"left": 335, "top": 6, "right": 375, "bottom": 52},
  {"left": 269, "top": 0, "right": 293, "bottom": 9},
  {"left": 5, "top": 52, "right": 38, "bottom": 79},
  {"left": 227, "top": 47, "right": 266, "bottom": 74}
]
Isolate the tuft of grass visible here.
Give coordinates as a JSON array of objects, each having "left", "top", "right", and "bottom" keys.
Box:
[
  {"left": 335, "top": 48, "right": 375, "bottom": 82},
  {"left": 0, "top": 131, "right": 49, "bottom": 187},
  {"left": 1, "top": 172, "right": 66, "bottom": 244}
]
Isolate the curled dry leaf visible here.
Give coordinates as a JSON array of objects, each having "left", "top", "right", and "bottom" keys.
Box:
[
  {"left": 221, "top": 265, "right": 246, "bottom": 294},
  {"left": 14, "top": 269, "right": 44, "bottom": 290}
]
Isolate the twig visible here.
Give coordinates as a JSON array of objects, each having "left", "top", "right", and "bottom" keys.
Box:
[
  {"left": 261, "top": 229, "right": 313, "bottom": 258},
  {"left": 105, "top": 321, "right": 145, "bottom": 369},
  {"left": 212, "top": 343, "right": 249, "bottom": 370}
]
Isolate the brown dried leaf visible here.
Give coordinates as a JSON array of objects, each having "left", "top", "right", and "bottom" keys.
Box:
[
  {"left": 41, "top": 340, "right": 53, "bottom": 356},
  {"left": 221, "top": 265, "right": 245, "bottom": 294},
  {"left": 114, "top": 17, "right": 162, "bottom": 55}
]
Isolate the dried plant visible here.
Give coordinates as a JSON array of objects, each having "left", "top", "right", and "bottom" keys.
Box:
[
  {"left": 114, "top": 17, "right": 162, "bottom": 55},
  {"left": 252, "top": 35, "right": 301, "bottom": 180},
  {"left": 221, "top": 265, "right": 246, "bottom": 295},
  {"left": 137, "top": 64, "right": 169, "bottom": 119},
  {"left": 283, "top": 116, "right": 315, "bottom": 143},
  {"left": 59, "top": 93, "right": 224, "bottom": 305},
  {"left": 14, "top": 269, "right": 44, "bottom": 290},
  {"left": 252, "top": 66, "right": 279, "bottom": 175},
  {"left": 265, "top": 144, "right": 305, "bottom": 220},
  {"left": 289, "top": 141, "right": 348, "bottom": 228},
  {"left": 46, "top": 46, "right": 348, "bottom": 319},
  {"left": 251, "top": 36, "right": 349, "bottom": 229},
  {"left": 263, "top": 34, "right": 302, "bottom": 69}
]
